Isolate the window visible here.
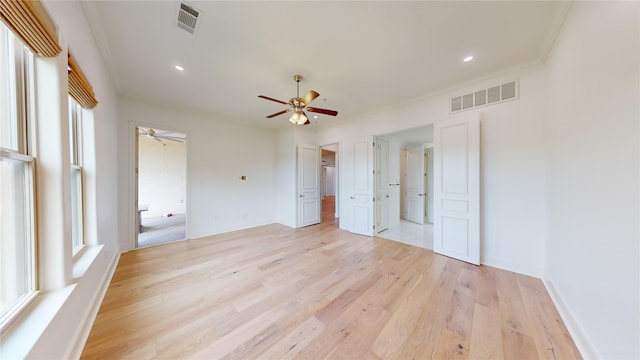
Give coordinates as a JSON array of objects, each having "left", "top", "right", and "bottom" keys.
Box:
[
  {"left": 0, "top": 23, "right": 37, "bottom": 325},
  {"left": 69, "top": 97, "right": 84, "bottom": 252},
  {"left": 69, "top": 96, "right": 84, "bottom": 254}
]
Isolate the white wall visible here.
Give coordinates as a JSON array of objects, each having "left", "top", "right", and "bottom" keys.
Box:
[
  {"left": 118, "top": 98, "right": 278, "bottom": 247},
  {"left": 276, "top": 128, "right": 296, "bottom": 227},
  {"left": 138, "top": 135, "right": 187, "bottom": 218},
  {"left": 318, "top": 67, "right": 550, "bottom": 276},
  {"left": 0, "top": 1, "right": 121, "bottom": 359},
  {"left": 543, "top": 2, "right": 639, "bottom": 358}
]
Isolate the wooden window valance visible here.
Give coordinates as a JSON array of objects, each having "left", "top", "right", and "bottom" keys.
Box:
[
  {"left": 68, "top": 52, "right": 98, "bottom": 109},
  {"left": 0, "top": 0, "right": 61, "bottom": 57}
]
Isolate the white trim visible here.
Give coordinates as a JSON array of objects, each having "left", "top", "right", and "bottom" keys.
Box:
[
  {"left": 0, "top": 291, "right": 39, "bottom": 334},
  {"left": 67, "top": 249, "right": 120, "bottom": 360},
  {"left": 481, "top": 256, "right": 542, "bottom": 278},
  {"left": 0, "top": 148, "right": 33, "bottom": 162},
  {"left": 543, "top": 279, "right": 597, "bottom": 359}
]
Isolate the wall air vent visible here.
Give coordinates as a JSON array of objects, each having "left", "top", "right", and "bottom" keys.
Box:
[
  {"left": 450, "top": 80, "right": 519, "bottom": 113},
  {"left": 176, "top": 2, "right": 201, "bottom": 35}
]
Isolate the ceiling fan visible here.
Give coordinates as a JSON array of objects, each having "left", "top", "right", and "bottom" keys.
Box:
[
  {"left": 258, "top": 74, "right": 338, "bottom": 125},
  {"left": 138, "top": 128, "right": 185, "bottom": 143}
]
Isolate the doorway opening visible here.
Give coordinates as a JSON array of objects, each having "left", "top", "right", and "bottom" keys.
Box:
[
  {"left": 375, "top": 125, "right": 434, "bottom": 249},
  {"left": 320, "top": 143, "right": 339, "bottom": 225},
  {"left": 136, "top": 126, "right": 187, "bottom": 248}
]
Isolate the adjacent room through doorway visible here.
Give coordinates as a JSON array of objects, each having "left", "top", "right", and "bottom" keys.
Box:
[
  {"left": 320, "top": 143, "right": 339, "bottom": 225},
  {"left": 375, "top": 125, "right": 434, "bottom": 249},
  {"left": 136, "top": 126, "right": 187, "bottom": 248}
]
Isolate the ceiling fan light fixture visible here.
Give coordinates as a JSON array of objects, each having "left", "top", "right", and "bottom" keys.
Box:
[
  {"left": 258, "top": 74, "right": 337, "bottom": 126},
  {"left": 289, "top": 112, "right": 307, "bottom": 125}
]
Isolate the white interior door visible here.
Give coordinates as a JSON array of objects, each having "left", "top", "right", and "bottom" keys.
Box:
[
  {"left": 376, "top": 138, "right": 390, "bottom": 233},
  {"left": 405, "top": 147, "right": 425, "bottom": 224},
  {"left": 297, "top": 144, "right": 320, "bottom": 227},
  {"left": 433, "top": 115, "right": 480, "bottom": 265},
  {"left": 388, "top": 142, "right": 401, "bottom": 228},
  {"left": 349, "top": 136, "right": 374, "bottom": 236}
]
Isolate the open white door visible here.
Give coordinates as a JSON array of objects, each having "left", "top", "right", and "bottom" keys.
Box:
[
  {"left": 376, "top": 138, "right": 390, "bottom": 233},
  {"left": 405, "top": 147, "right": 425, "bottom": 224},
  {"left": 347, "top": 136, "right": 374, "bottom": 236},
  {"left": 297, "top": 144, "right": 321, "bottom": 227},
  {"left": 433, "top": 115, "right": 480, "bottom": 265}
]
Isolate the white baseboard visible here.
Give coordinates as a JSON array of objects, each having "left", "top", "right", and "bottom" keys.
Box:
[
  {"left": 543, "top": 279, "right": 599, "bottom": 359},
  {"left": 481, "top": 255, "right": 542, "bottom": 278},
  {"left": 67, "top": 250, "right": 121, "bottom": 360}
]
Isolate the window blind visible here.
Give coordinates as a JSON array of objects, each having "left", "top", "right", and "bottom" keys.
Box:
[
  {"left": 68, "top": 52, "right": 98, "bottom": 109},
  {"left": 0, "top": 0, "right": 61, "bottom": 57}
]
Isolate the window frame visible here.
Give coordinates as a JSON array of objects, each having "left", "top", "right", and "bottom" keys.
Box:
[
  {"left": 69, "top": 97, "right": 85, "bottom": 254},
  {"left": 0, "top": 25, "right": 38, "bottom": 331}
]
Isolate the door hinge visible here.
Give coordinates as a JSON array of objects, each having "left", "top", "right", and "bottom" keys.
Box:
[
  {"left": 373, "top": 225, "right": 376, "bottom": 230},
  {"left": 373, "top": 142, "right": 375, "bottom": 147},
  {"left": 373, "top": 197, "right": 375, "bottom": 202}
]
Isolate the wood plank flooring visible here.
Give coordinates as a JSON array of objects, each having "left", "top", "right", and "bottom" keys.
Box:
[{"left": 81, "top": 197, "right": 581, "bottom": 359}]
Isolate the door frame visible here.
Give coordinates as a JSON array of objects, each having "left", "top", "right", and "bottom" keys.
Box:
[
  {"left": 129, "top": 122, "right": 190, "bottom": 250},
  {"left": 320, "top": 143, "right": 340, "bottom": 221}
]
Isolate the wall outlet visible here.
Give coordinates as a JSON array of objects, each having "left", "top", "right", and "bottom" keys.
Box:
[{"left": 240, "top": 176, "right": 247, "bottom": 180}]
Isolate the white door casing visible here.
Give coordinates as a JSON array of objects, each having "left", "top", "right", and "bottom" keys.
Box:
[
  {"left": 349, "top": 136, "right": 374, "bottom": 236},
  {"left": 376, "top": 138, "right": 390, "bottom": 233},
  {"left": 297, "top": 144, "right": 321, "bottom": 227},
  {"left": 433, "top": 115, "right": 480, "bottom": 265},
  {"left": 405, "top": 146, "right": 425, "bottom": 224}
]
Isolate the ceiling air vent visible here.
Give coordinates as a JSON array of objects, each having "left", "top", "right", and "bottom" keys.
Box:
[
  {"left": 176, "top": 2, "right": 201, "bottom": 35},
  {"left": 450, "top": 79, "right": 519, "bottom": 113}
]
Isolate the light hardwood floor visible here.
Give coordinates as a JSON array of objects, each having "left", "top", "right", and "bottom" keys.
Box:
[{"left": 81, "top": 196, "right": 581, "bottom": 359}]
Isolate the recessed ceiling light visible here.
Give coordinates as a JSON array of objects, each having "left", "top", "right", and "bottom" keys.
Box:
[
  {"left": 175, "top": 65, "right": 184, "bottom": 71},
  {"left": 463, "top": 56, "right": 474, "bottom": 62},
  {"left": 314, "top": 116, "right": 318, "bottom": 119}
]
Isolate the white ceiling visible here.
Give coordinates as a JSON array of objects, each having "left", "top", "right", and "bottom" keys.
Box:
[{"left": 82, "top": 1, "right": 571, "bottom": 130}]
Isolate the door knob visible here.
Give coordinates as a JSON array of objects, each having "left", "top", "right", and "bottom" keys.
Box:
[
  {"left": 299, "top": 194, "right": 304, "bottom": 198},
  {"left": 386, "top": 195, "right": 389, "bottom": 198},
  {"left": 350, "top": 196, "right": 355, "bottom": 199},
  {"left": 418, "top": 193, "right": 423, "bottom": 196}
]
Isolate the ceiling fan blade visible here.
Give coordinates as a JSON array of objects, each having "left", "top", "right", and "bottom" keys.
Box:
[
  {"left": 258, "top": 95, "right": 288, "bottom": 105},
  {"left": 303, "top": 119, "right": 311, "bottom": 125},
  {"left": 306, "top": 107, "right": 338, "bottom": 116},
  {"left": 300, "top": 90, "right": 319, "bottom": 106},
  {"left": 266, "top": 108, "right": 291, "bottom": 118}
]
